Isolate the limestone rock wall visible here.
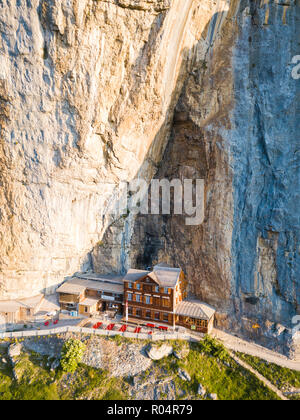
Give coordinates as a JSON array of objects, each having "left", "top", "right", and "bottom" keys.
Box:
[
  {"left": 130, "top": 0, "right": 300, "bottom": 334},
  {"left": 0, "top": 0, "right": 299, "bottom": 338},
  {"left": 0, "top": 0, "right": 200, "bottom": 298}
]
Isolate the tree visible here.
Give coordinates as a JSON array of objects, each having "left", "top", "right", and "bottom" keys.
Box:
[{"left": 60, "top": 339, "right": 86, "bottom": 373}]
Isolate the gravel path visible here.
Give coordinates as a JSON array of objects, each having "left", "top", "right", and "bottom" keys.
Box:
[
  {"left": 229, "top": 351, "right": 288, "bottom": 401},
  {"left": 213, "top": 329, "right": 300, "bottom": 372}
]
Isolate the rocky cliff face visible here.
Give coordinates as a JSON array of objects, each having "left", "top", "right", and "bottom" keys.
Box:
[
  {"left": 0, "top": 1, "right": 299, "bottom": 336},
  {"left": 130, "top": 0, "right": 300, "bottom": 337},
  {"left": 0, "top": 0, "right": 201, "bottom": 297}
]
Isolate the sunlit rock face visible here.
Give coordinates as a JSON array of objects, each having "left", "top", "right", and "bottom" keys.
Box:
[
  {"left": 129, "top": 0, "right": 300, "bottom": 336},
  {"left": 0, "top": 0, "right": 299, "bottom": 340},
  {"left": 0, "top": 0, "right": 217, "bottom": 298}
]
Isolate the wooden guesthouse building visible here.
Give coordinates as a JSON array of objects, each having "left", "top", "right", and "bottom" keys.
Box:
[
  {"left": 123, "top": 264, "right": 216, "bottom": 334},
  {"left": 56, "top": 274, "right": 124, "bottom": 317},
  {"left": 0, "top": 295, "right": 44, "bottom": 328},
  {"left": 123, "top": 264, "right": 187, "bottom": 328},
  {"left": 56, "top": 264, "right": 216, "bottom": 334}
]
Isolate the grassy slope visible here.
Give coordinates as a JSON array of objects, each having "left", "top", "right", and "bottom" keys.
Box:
[
  {"left": 236, "top": 352, "right": 300, "bottom": 400},
  {"left": 0, "top": 337, "right": 284, "bottom": 400},
  {"left": 0, "top": 346, "right": 129, "bottom": 400},
  {"left": 154, "top": 341, "right": 279, "bottom": 400}
]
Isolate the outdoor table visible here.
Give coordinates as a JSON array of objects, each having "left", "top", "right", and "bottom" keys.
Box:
[{"left": 158, "top": 326, "right": 168, "bottom": 331}]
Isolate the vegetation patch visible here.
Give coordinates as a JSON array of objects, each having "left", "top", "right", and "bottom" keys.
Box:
[
  {"left": 236, "top": 352, "right": 300, "bottom": 400},
  {"left": 0, "top": 336, "right": 295, "bottom": 400},
  {"left": 60, "top": 339, "right": 86, "bottom": 373},
  {"left": 154, "top": 338, "right": 280, "bottom": 400},
  {"left": 0, "top": 350, "right": 129, "bottom": 400}
]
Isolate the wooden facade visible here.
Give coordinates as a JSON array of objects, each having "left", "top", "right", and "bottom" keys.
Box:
[
  {"left": 57, "top": 278, "right": 124, "bottom": 317},
  {"left": 1, "top": 309, "right": 21, "bottom": 324},
  {"left": 175, "top": 315, "right": 214, "bottom": 334},
  {"left": 57, "top": 266, "right": 216, "bottom": 334},
  {"left": 78, "top": 300, "right": 99, "bottom": 316},
  {"left": 59, "top": 292, "right": 84, "bottom": 311},
  {"left": 123, "top": 269, "right": 187, "bottom": 327},
  {"left": 0, "top": 295, "right": 44, "bottom": 327}
]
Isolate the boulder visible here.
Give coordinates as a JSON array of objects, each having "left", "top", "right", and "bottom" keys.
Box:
[
  {"left": 275, "top": 324, "right": 286, "bottom": 337},
  {"left": 208, "top": 393, "right": 218, "bottom": 400},
  {"left": 178, "top": 368, "right": 191, "bottom": 382},
  {"left": 50, "top": 359, "right": 60, "bottom": 371},
  {"left": 8, "top": 343, "right": 22, "bottom": 359},
  {"left": 146, "top": 344, "right": 173, "bottom": 361},
  {"left": 198, "top": 384, "right": 206, "bottom": 397},
  {"left": 173, "top": 346, "right": 190, "bottom": 360}
]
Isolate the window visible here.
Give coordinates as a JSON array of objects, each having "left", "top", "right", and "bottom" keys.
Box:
[
  {"left": 163, "top": 313, "right": 169, "bottom": 322},
  {"left": 154, "top": 297, "right": 160, "bottom": 306},
  {"left": 146, "top": 311, "right": 151, "bottom": 319},
  {"left": 136, "top": 309, "right": 141, "bottom": 317},
  {"left": 128, "top": 293, "right": 133, "bottom": 301},
  {"left": 128, "top": 282, "right": 133, "bottom": 289},
  {"left": 164, "top": 287, "right": 169, "bottom": 294},
  {"left": 145, "top": 296, "right": 151, "bottom": 305},
  {"left": 135, "top": 295, "right": 141, "bottom": 303},
  {"left": 162, "top": 298, "right": 169, "bottom": 307},
  {"left": 154, "top": 285, "right": 159, "bottom": 293},
  {"left": 128, "top": 307, "right": 133, "bottom": 316},
  {"left": 136, "top": 283, "right": 141, "bottom": 291},
  {"left": 85, "top": 307, "right": 88, "bottom": 313},
  {"left": 155, "top": 312, "right": 160, "bottom": 320},
  {"left": 144, "top": 284, "right": 152, "bottom": 293}
]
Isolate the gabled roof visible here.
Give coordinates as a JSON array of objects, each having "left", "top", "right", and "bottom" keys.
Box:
[
  {"left": 56, "top": 278, "right": 87, "bottom": 295},
  {"left": 147, "top": 271, "right": 159, "bottom": 284},
  {"left": 123, "top": 264, "right": 182, "bottom": 289},
  {"left": 152, "top": 264, "right": 181, "bottom": 288},
  {"left": 0, "top": 300, "right": 23, "bottom": 313},
  {"left": 123, "top": 269, "right": 150, "bottom": 283},
  {"left": 175, "top": 299, "right": 216, "bottom": 321},
  {"left": 79, "top": 297, "right": 99, "bottom": 307},
  {"left": 56, "top": 277, "right": 124, "bottom": 295},
  {"left": 76, "top": 273, "right": 124, "bottom": 285},
  {"left": 0, "top": 295, "right": 44, "bottom": 314}
]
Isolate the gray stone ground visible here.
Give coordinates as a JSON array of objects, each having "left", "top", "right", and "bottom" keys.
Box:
[
  {"left": 0, "top": 335, "right": 212, "bottom": 400},
  {"left": 82, "top": 336, "right": 152, "bottom": 377}
]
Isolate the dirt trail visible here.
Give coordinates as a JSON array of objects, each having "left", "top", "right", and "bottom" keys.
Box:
[
  {"left": 213, "top": 329, "right": 300, "bottom": 372},
  {"left": 229, "top": 351, "right": 288, "bottom": 401}
]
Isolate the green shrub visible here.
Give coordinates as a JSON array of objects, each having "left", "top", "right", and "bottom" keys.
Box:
[
  {"left": 60, "top": 339, "right": 86, "bottom": 374},
  {"left": 199, "top": 336, "right": 229, "bottom": 361}
]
